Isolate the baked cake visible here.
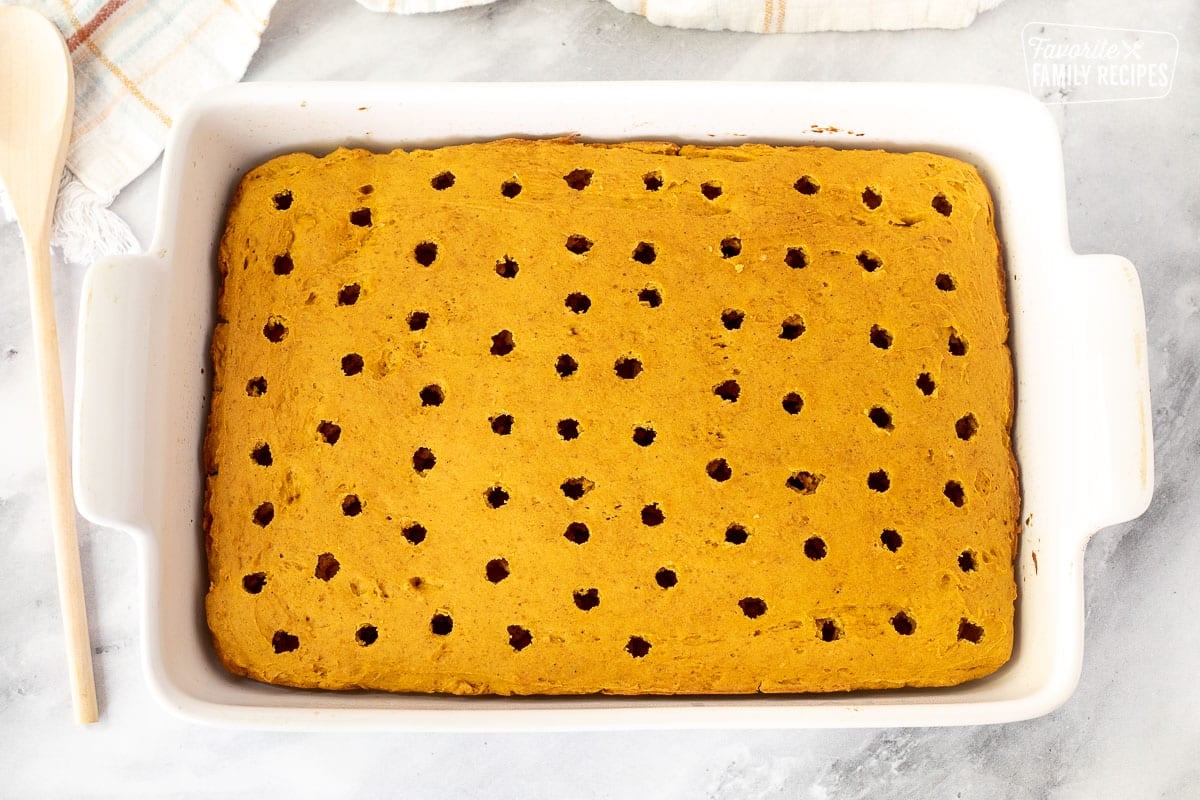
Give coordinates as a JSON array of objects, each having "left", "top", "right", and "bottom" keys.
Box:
[{"left": 203, "top": 139, "right": 1020, "bottom": 694}]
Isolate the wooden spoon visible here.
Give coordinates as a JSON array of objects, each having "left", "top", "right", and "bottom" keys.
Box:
[{"left": 0, "top": 6, "right": 98, "bottom": 724}]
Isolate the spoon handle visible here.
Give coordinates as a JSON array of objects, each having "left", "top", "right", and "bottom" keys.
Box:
[{"left": 24, "top": 230, "right": 99, "bottom": 725}]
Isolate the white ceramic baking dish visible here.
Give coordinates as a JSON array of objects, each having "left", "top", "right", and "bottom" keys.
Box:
[{"left": 73, "top": 82, "right": 1153, "bottom": 730}]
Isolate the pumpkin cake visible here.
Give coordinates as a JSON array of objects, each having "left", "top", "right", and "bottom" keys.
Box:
[{"left": 203, "top": 139, "right": 1020, "bottom": 694}]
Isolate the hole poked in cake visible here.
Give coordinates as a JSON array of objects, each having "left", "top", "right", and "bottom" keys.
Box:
[
  {"left": 486, "top": 558, "right": 510, "bottom": 583},
  {"left": 868, "top": 469, "right": 891, "bottom": 493},
  {"left": 490, "top": 413, "right": 514, "bottom": 435},
  {"left": 272, "top": 630, "right": 299, "bottom": 653},
  {"left": 430, "top": 171, "right": 455, "bottom": 190},
  {"left": 794, "top": 176, "right": 820, "bottom": 195},
  {"left": 573, "top": 587, "right": 600, "bottom": 610},
  {"left": 861, "top": 187, "right": 883, "bottom": 210},
  {"left": 565, "top": 292, "right": 591, "bottom": 313},
  {"left": 655, "top": 567, "right": 678, "bottom": 589},
  {"left": 958, "top": 619, "right": 984, "bottom": 644},
  {"left": 349, "top": 207, "right": 372, "bottom": 227},
  {"left": 273, "top": 254, "right": 294, "bottom": 276},
  {"left": 803, "top": 536, "right": 827, "bottom": 560},
  {"left": 356, "top": 624, "right": 378, "bottom": 647},
  {"left": 706, "top": 458, "right": 733, "bottom": 483},
  {"left": 700, "top": 182, "right": 723, "bottom": 200},
  {"left": 944, "top": 480, "right": 966, "bottom": 507},
  {"left": 272, "top": 191, "right": 293, "bottom": 210},
  {"left": 932, "top": 193, "right": 953, "bottom": 216},
  {"left": 246, "top": 376, "right": 267, "bottom": 397},
  {"left": 868, "top": 406, "right": 893, "bottom": 431},
  {"left": 891, "top": 611, "right": 916, "bottom": 636},
  {"left": 563, "top": 168, "right": 593, "bottom": 190},
  {"left": 341, "top": 353, "right": 364, "bottom": 376},
  {"left": 632, "top": 242, "right": 657, "bottom": 264},
  {"left": 641, "top": 503, "right": 665, "bottom": 526},
  {"left": 880, "top": 529, "right": 903, "bottom": 551},
  {"left": 252, "top": 502, "right": 274, "bottom": 527},
  {"left": 337, "top": 283, "right": 361, "bottom": 306},
  {"left": 948, "top": 331, "right": 969, "bottom": 356},
  {"left": 959, "top": 550, "right": 977, "bottom": 571},
  {"left": 936, "top": 272, "right": 956, "bottom": 291},
  {"left": 785, "top": 247, "right": 808, "bottom": 269},
  {"left": 507, "top": 625, "right": 533, "bottom": 651},
  {"left": 779, "top": 315, "right": 806, "bottom": 340},
  {"left": 501, "top": 180, "right": 522, "bottom": 198},
  {"left": 725, "top": 524, "right": 749, "bottom": 545},
  {"left": 563, "top": 522, "right": 590, "bottom": 544},
  {"left": 495, "top": 256, "right": 519, "bottom": 279},
  {"left": 739, "top": 597, "right": 767, "bottom": 619},
  {"left": 565, "top": 234, "right": 593, "bottom": 255},
  {"left": 782, "top": 392, "right": 804, "bottom": 415},
  {"left": 786, "top": 471, "right": 822, "bottom": 494},
  {"left": 314, "top": 552, "right": 340, "bottom": 581},
  {"left": 403, "top": 522, "right": 428, "bottom": 545},
  {"left": 342, "top": 494, "right": 363, "bottom": 516},
  {"left": 857, "top": 251, "right": 883, "bottom": 273},
  {"left": 713, "top": 380, "right": 741, "bottom": 402},
  {"left": 625, "top": 636, "right": 651, "bottom": 658},
  {"left": 632, "top": 425, "right": 656, "bottom": 447},
  {"left": 485, "top": 486, "right": 510, "bottom": 509},
  {"left": 263, "top": 317, "right": 288, "bottom": 343},
  {"left": 916, "top": 373, "right": 936, "bottom": 396},
  {"left": 420, "top": 384, "right": 445, "bottom": 407},
  {"left": 643, "top": 171, "right": 663, "bottom": 191},
  {"left": 614, "top": 356, "right": 643, "bottom": 380},
  {"left": 359, "top": 184, "right": 373, "bottom": 195},
  {"left": 721, "top": 308, "right": 745, "bottom": 330},
  {"left": 430, "top": 612, "right": 453, "bottom": 636},
  {"left": 242, "top": 572, "right": 267, "bottom": 594},
  {"left": 555, "top": 354, "right": 579, "bottom": 378},
  {"left": 561, "top": 476, "right": 594, "bottom": 501},
  {"left": 250, "top": 443, "right": 273, "bottom": 467},
  {"left": 414, "top": 241, "right": 438, "bottom": 267},
  {"left": 869, "top": 325, "right": 892, "bottom": 350},
  {"left": 490, "top": 330, "right": 516, "bottom": 356},
  {"left": 557, "top": 418, "right": 581, "bottom": 441},
  {"left": 638, "top": 287, "right": 663, "bottom": 308},
  {"left": 412, "top": 447, "right": 437, "bottom": 474},
  {"left": 720, "top": 237, "right": 742, "bottom": 259},
  {"left": 956, "top": 413, "right": 979, "bottom": 441},
  {"left": 407, "top": 310, "right": 430, "bottom": 331},
  {"left": 817, "top": 619, "right": 842, "bottom": 642}
]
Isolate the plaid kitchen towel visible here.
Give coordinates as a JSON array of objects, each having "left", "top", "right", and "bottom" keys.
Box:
[
  {"left": 0, "top": 0, "right": 1004, "bottom": 264},
  {"left": 0, "top": 0, "right": 274, "bottom": 263}
]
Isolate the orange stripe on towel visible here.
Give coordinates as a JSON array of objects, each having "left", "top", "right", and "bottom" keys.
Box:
[
  {"left": 221, "top": 0, "right": 269, "bottom": 34},
  {"left": 64, "top": 0, "right": 127, "bottom": 52}
]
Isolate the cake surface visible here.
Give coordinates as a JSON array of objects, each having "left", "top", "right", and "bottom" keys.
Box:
[{"left": 204, "top": 138, "right": 1020, "bottom": 694}]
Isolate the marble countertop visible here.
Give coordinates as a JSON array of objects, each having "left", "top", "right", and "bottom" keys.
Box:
[{"left": 2, "top": 0, "right": 1197, "bottom": 796}]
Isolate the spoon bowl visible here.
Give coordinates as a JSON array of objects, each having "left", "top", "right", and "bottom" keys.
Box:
[{"left": 0, "top": 6, "right": 74, "bottom": 230}]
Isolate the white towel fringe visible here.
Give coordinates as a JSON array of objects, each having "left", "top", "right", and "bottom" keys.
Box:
[{"left": 0, "top": 172, "right": 139, "bottom": 265}]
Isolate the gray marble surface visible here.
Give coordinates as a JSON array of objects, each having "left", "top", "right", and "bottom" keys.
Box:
[{"left": 2, "top": 0, "right": 1198, "bottom": 796}]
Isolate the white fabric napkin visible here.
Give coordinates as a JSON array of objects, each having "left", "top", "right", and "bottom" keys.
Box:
[
  {"left": 357, "top": 0, "right": 1005, "bottom": 33},
  {"left": 0, "top": 0, "right": 1005, "bottom": 264}
]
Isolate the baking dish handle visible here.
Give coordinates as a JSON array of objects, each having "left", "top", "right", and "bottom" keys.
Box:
[
  {"left": 1070, "top": 253, "right": 1154, "bottom": 533},
  {"left": 73, "top": 253, "right": 161, "bottom": 532}
]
